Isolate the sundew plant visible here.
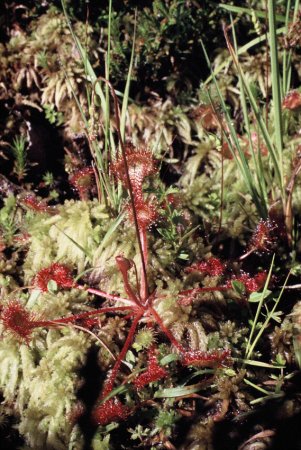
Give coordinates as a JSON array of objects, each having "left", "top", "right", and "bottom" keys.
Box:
[{"left": 1, "top": 1, "right": 301, "bottom": 449}]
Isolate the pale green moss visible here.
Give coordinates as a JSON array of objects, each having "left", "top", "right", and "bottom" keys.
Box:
[
  {"left": 27, "top": 289, "right": 90, "bottom": 320},
  {"left": 17, "top": 328, "right": 90, "bottom": 449},
  {"left": 24, "top": 200, "right": 110, "bottom": 280},
  {"left": 0, "top": 338, "right": 21, "bottom": 402},
  {"left": 153, "top": 278, "right": 191, "bottom": 327}
]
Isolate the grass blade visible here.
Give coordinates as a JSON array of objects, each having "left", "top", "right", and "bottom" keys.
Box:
[
  {"left": 268, "top": 0, "right": 284, "bottom": 188},
  {"left": 120, "top": 11, "right": 137, "bottom": 140},
  {"left": 201, "top": 40, "right": 267, "bottom": 217},
  {"left": 218, "top": 4, "right": 286, "bottom": 22},
  {"left": 283, "top": 0, "right": 300, "bottom": 94},
  {"left": 204, "top": 27, "right": 286, "bottom": 86},
  {"left": 222, "top": 24, "right": 283, "bottom": 195},
  {"left": 245, "top": 254, "right": 275, "bottom": 359}
]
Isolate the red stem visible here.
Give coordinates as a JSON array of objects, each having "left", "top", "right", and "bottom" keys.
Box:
[
  {"left": 93, "top": 77, "right": 149, "bottom": 298},
  {"left": 148, "top": 306, "right": 185, "bottom": 353},
  {"left": 77, "top": 285, "right": 137, "bottom": 307},
  {"left": 179, "top": 286, "right": 228, "bottom": 296},
  {"left": 103, "top": 311, "right": 143, "bottom": 395},
  {"left": 35, "top": 306, "right": 132, "bottom": 327},
  {"left": 115, "top": 257, "right": 142, "bottom": 306},
  {"left": 139, "top": 227, "right": 148, "bottom": 302},
  {"left": 239, "top": 248, "right": 255, "bottom": 261}
]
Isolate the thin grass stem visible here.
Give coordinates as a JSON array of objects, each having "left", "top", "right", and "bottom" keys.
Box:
[
  {"left": 245, "top": 254, "right": 275, "bottom": 359},
  {"left": 268, "top": 0, "right": 284, "bottom": 195},
  {"left": 246, "top": 270, "right": 290, "bottom": 359}
]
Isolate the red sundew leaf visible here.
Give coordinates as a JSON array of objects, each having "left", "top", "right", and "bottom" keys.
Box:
[
  {"left": 133, "top": 348, "right": 168, "bottom": 389},
  {"left": 181, "top": 349, "right": 231, "bottom": 368},
  {"left": 249, "top": 219, "right": 275, "bottom": 253},
  {"left": 69, "top": 167, "right": 95, "bottom": 197},
  {"left": 110, "top": 144, "right": 157, "bottom": 191},
  {"left": 227, "top": 272, "right": 268, "bottom": 293},
  {"left": 0, "top": 300, "right": 37, "bottom": 342},
  {"left": 92, "top": 398, "right": 131, "bottom": 426},
  {"left": 282, "top": 90, "right": 301, "bottom": 110},
  {"left": 34, "top": 263, "right": 74, "bottom": 292},
  {"left": 126, "top": 195, "right": 158, "bottom": 231},
  {"left": 185, "top": 257, "right": 225, "bottom": 276},
  {"left": 22, "top": 194, "right": 49, "bottom": 213}
]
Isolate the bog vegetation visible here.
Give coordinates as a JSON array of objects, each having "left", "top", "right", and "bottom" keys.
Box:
[{"left": 1, "top": 1, "right": 301, "bottom": 449}]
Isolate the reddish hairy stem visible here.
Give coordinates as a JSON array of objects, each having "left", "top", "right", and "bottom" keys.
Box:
[
  {"left": 104, "top": 311, "right": 143, "bottom": 395},
  {"left": 179, "top": 286, "right": 228, "bottom": 296},
  {"left": 239, "top": 248, "right": 255, "bottom": 261},
  {"left": 119, "top": 138, "right": 149, "bottom": 299},
  {"left": 36, "top": 306, "right": 132, "bottom": 327},
  {"left": 119, "top": 279, "right": 139, "bottom": 305},
  {"left": 93, "top": 77, "right": 149, "bottom": 299},
  {"left": 77, "top": 285, "right": 137, "bottom": 307},
  {"left": 91, "top": 162, "right": 102, "bottom": 204},
  {"left": 139, "top": 228, "right": 148, "bottom": 301},
  {"left": 115, "top": 256, "right": 142, "bottom": 306},
  {"left": 148, "top": 306, "right": 185, "bottom": 353}
]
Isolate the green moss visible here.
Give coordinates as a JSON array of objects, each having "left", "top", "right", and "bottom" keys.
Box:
[{"left": 17, "top": 329, "right": 90, "bottom": 449}]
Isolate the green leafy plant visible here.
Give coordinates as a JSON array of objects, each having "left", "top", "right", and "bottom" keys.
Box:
[
  {"left": 43, "top": 104, "right": 65, "bottom": 126},
  {"left": 0, "top": 196, "right": 19, "bottom": 245},
  {"left": 9, "top": 135, "right": 27, "bottom": 181}
]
